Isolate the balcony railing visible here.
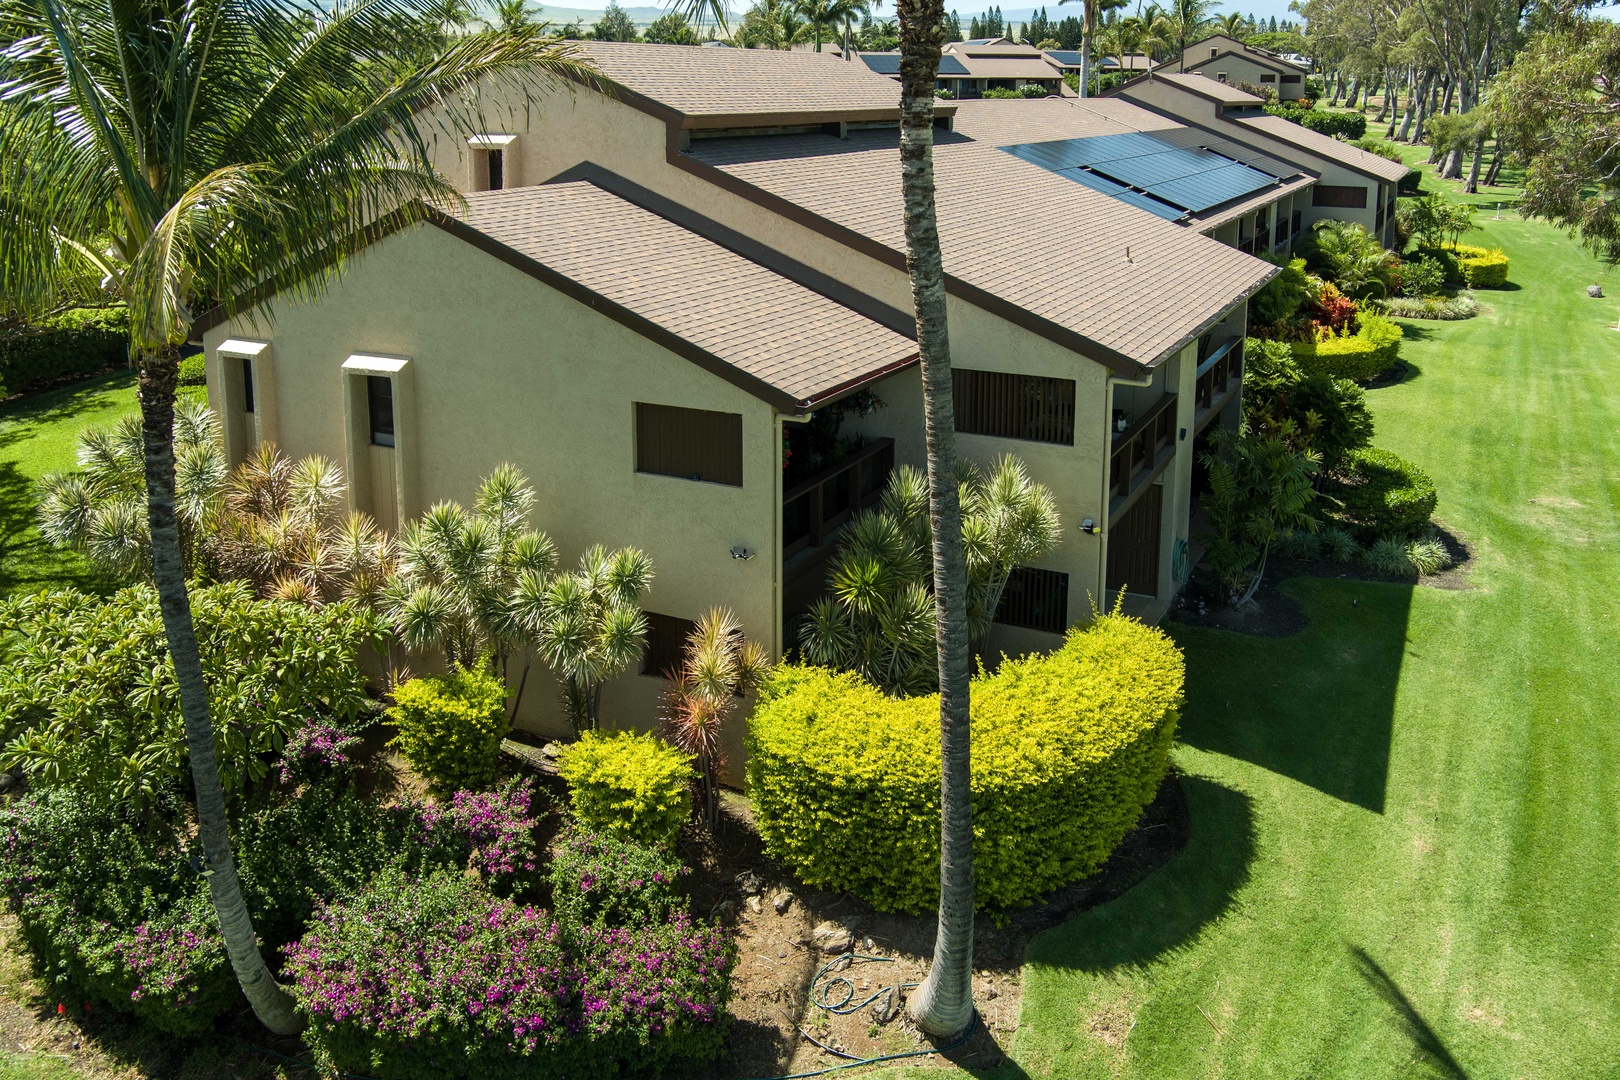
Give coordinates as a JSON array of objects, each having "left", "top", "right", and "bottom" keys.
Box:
[
  {"left": 1109, "top": 392, "right": 1176, "bottom": 505},
  {"left": 1194, "top": 338, "right": 1243, "bottom": 432},
  {"left": 783, "top": 437, "right": 894, "bottom": 559}
]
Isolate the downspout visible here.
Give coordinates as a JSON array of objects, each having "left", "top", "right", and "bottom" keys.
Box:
[{"left": 1096, "top": 368, "right": 1155, "bottom": 612}]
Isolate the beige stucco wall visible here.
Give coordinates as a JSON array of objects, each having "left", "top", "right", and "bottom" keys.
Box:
[{"left": 202, "top": 223, "right": 781, "bottom": 767}]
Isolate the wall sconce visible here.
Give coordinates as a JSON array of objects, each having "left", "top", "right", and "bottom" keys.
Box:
[
  {"left": 1079, "top": 518, "right": 1101, "bottom": 535},
  {"left": 1179, "top": 427, "right": 1188, "bottom": 441},
  {"left": 730, "top": 545, "right": 754, "bottom": 561}
]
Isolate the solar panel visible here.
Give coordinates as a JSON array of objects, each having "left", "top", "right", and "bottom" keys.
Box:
[{"left": 999, "top": 132, "right": 1282, "bottom": 221}]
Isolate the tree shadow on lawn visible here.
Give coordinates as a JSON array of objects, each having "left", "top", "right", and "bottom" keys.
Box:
[
  {"left": 1170, "top": 577, "right": 1414, "bottom": 815},
  {"left": 0, "top": 370, "right": 136, "bottom": 453},
  {"left": 0, "top": 461, "right": 120, "bottom": 596},
  {"left": 1351, "top": 945, "right": 1471, "bottom": 1079},
  {"left": 1021, "top": 776, "right": 1256, "bottom": 974}
]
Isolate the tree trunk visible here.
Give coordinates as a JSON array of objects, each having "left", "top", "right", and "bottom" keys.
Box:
[
  {"left": 1399, "top": 71, "right": 1426, "bottom": 142},
  {"left": 137, "top": 348, "right": 303, "bottom": 1036},
  {"left": 1463, "top": 133, "right": 1485, "bottom": 193},
  {"left": 1079, "top": 16, "right": 1092, "bottom": 98},
  {"left": 1484, "top": 144, "right": 1503, "bottom": 186},
  {"left": 897, "top": 0, "right": 974, "bottom": 1040},
  {"left": 1375, "top": 65, "right": 1392, "bottom": 122}
]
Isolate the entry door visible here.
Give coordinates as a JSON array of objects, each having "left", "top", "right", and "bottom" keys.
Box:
[{"left": 1106, "top": 484, "right": 1163, "bottom": 598}]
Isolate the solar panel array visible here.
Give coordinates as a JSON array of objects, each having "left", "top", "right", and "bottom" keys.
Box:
[{"left": 1001, "top": 132, "right": 1281, "bottom": 220}]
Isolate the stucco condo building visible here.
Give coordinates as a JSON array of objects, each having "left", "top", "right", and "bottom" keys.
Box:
[{"left": 197, "top": 45, "right": 1294, "bottom": 751}]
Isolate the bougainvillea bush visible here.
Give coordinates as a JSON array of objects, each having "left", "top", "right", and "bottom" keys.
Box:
[
  {"left": 547, "top": 824, "right": 687, "bottom": 928},
  {"left": 286, "top": 867, "right": 733, "bottom": 1080},
  {"left": 0, "top": 791, "right": 236, "bottom": 1036},
  {"left": 409, "top": 777, "right": 542, "bottom": 891}
]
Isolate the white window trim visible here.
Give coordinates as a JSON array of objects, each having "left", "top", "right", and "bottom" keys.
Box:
[
  {"left": 341, "top": 353, "right": 416, "bottom": 527},
  {"left": 214, "top": 337, "right": 274, "bottom": 462}
]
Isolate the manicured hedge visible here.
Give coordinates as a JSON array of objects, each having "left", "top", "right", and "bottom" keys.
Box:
[
  {"left": 1291, "top": 313, "right": 1403, "bottom": 382},
  {"left": 746, "top": 614, "right": 1184, "bottom": 913},
  {"left": 388, "top": 667, "right": 507, "bottom": 795},
  {"left": 1447, "top": 243, "right": 1509, "bottom": 288},
  {"left": 1327, "top": 447, "right": 1438, "bottom": 537},
  {"left": 1265, "top": 103, "right": 1367, "bottom": 139},
  {"left": 0, "top": 307, "right": 129, "bottom": 392},
  {"left": 557, "top": 730, "right": 693, "bottom": 846}
]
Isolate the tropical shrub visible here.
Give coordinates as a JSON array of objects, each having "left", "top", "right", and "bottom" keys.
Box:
[
  {"left": 548, "top": 825, "right": 686, "bottom": 928},
  {"left": 1320, "top": 526, "right": 1361, "bottom": 563},
  {"left": 1399, "top": 195, "right": 1475, "bottom": 251},
  {"left": 1446, "top": 243, "right": 1509, "bottom": 288},
  {"left": 0, "top": 306, "right": 129, "bottom": 392},
  {"left": 1291, "top": 313, "right": 1403, "bottom": 382},
  {"left": 1200, "top": 426, "right": 1320, "bottom": 604},
  {"left": 1248, "top": 256, "right": 1312, "bottom": 327},
  {"left": 413, "top": 778, "right": 542, "bottom": 890},
  {"left": 1377, "top": 291, "right": 1480, "bottom": 320},
  {"left": 1363, "top": 536, "right": 1417, "bottom": 577},
  {"left": 276, "top": 718, "right": 364, "bottom": 786},
  {"left": 1304, "top": 221, "right": 1401, "bottom": 300},
  {"left": 0, "top": 791, "right": 236, "bottom": 1036},
  {"left": 981, "top": 86, "right": 1022, "bottom": 98},
  {"left": 1407, "top": 537, "right": 1449, "bottom": 576},
  {"left": 1397, "top": 254, "right": 1447, "bottom": 299},
  {"left": 0, "top": 584, "right": 380, "bottom": 804},
  {"left": 1243, "top": 339, "right": 1374, "bottom": 472},
  {"left": 1265, "top": 102, "right": 1367, "bottom": 139},
  {"left": 1353, "top": 136, "right": 1402, "bottom": 161},
  {"left": 747, "top": 614, "right": 1183, "bottom": 913},
  {"left": 1018, "top": 82, "right": 1051, "bottom": 97},
  {"left": 176, "top": 353, "right": 207, "bottom": 386},
  {"left": 388, "top": 666, "right": 508, "bottom": 795},
  {"left": 1326, "top": 447, "right": 1438, "bottom": 538},
  {"left": 286, "top": 867, "right": 733, "bottom": 1080},
  {"left": 557, "top": 730, "right": 693, "bottom": 846},
  {"left": 799, "top": 457, "right": 1061, "bottom": 695}
]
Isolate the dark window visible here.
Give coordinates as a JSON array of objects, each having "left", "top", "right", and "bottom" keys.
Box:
[
  {"left": 642, "top": 612, "right": 696, "bottom": 677},
  {"left": 994, "top": 567, "right": 1069, "bottom": 633},
  {"left": 241, "top": 356, "right": 255, "bottom": 414},
  {"left": 635, "top": 403, "right": 743, "bottom": 486},
  {"left": 487, "top": 148, "right": 504, "bottom": 191},
  {"left": 953, "top": 369, "right": 1076, "bottom": 445},
  {"left": 1282, "top": 74, "right": 1302, "bottom": 84},
  {"left": 1312, "top": 184, "right": 1369, "bottom": 209},
  {"left": 367, "top": 375, "right": 395, "bottom": 447},
  {"left": 1291, "top": 209, "right": 1302, "bottom": 235},
  {"left": 1260, "top": 73, "right": 1276, "bottom": 84}
]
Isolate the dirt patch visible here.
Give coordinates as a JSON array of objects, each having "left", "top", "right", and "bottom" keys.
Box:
[{"left": 690, "top": 771, "right": 1189, "bottom": 1079}]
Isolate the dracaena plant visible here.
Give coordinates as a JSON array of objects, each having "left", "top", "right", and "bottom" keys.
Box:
[{"left": 0, "top": 0, "right": 591, "bottom": 1033}]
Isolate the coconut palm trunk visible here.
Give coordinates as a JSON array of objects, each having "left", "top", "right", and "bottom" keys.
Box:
[
  {"left": 897, "top": 0, "right": 974, "bottom": 1039},
  {"left": 137, "top": 349, "right": 302, "bottom": 1032}
]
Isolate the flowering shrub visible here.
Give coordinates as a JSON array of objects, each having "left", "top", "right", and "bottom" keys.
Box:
[
  {"left": 277, "top": 719, "right": 363, "bottom": 785},
  {"left": 286, "top": 867, "right": 733, "bottom": 1080},
  {"left": 0, "top": 791, "right": 237, "bottom": 1036},
  {"left": 548, "top": 825, "right": 686, "bottom": 928},
  {"left": 411, "top": 778, "right": 541, "bottom": 889},
  {"left": 1309, "top": 281, "right": 1360, "bottom": 336}
]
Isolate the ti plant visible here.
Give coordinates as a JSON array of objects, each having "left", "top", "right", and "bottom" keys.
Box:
[
  {"left": 1199, "top": 425, "right": 1320, "bottom": 607},
  {"left": 514, "top": 545, "right": 654, "bottom": 738},
  {"left": 799, "top": 455, "right": 1061, "bottom": 695},
  {"left": 660, "top": 608, "right": 770, "bottom": 829}
]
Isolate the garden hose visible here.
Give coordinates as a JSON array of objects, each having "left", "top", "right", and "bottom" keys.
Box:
[
  {"left": 1172, "top": 538, "right": 1191, "bottom": 583},
  {"left": 812, "top": 952, "right": 917, "bottom": 1015}
]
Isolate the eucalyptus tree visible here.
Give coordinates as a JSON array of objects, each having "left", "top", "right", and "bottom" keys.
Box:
[
  {"left": 1058, "top": 0, "right": 1128, "bottom": 97},
  {"left": 513, "top": 544, "right": 653, "bottom": 736},
  {"left": 0, "top": 0, "right": 587, "bottom": 1033}
]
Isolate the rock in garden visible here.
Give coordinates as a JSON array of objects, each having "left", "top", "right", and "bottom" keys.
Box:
[
  {"left": 872, "top": 986, "right": 900, "bottom": 1024},
  {"left": 538, "top": 741, "right": 563, "bottom": 761},
  {"left": 736, "top": 870, "right": 764, "bottom": 896},
  {"left": 773, "top": 891, "right": 793, "bottom": 915},
  {"left": 812, "top": 919, "right": 857, "bottom": 953},
  {"left": 746, "top": 895, "right": 763, "bottom": 914},
  {"left": 1589, "top": 284, "right": 1604, "bottom": 298},
  {"left": 0, "top": 771, "right": 16, "bottom": 792}
]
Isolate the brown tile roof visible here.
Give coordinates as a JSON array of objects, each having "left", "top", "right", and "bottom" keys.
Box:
[
  {"left": 1154, "top": 73, "right": 1265, "bottom": 106},
  {"left": 1231, "top": 113, "right": 1412, "bottom": 183},
  {"left": 947, "top": 55, "right": 1065, "bottom": 81},
  {"left": 947, "top": 98, "right": 1316, "bottom": 232},
  {"left": 445, "top": 180, "right": 917, "bottom": 408},
  {"left": 685, "top": 129, "right": 1276, "bottom": 369},
  {"left": 575, "top": 41, "right": 946, "bottom": 127}
]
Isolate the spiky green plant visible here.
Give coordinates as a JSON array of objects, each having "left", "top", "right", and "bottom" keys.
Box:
[
  {"left": 660, "top": 608, "right": 771, "bottom": 829},
  {"left": 1306, "top": 220, "right": 1403, "bottom": 300},
  {"left": 1363, "top": 536, "right": 1415, "bottom": 577},
  {"left": 1200, "top": 426, "right": 1321, "bottom": 606},
  {"left": 1407, "top": 538, "right": 1448, "bottom": 576},
  {"left": 1319, "top": 526, "right": 1361, "bottom": 564},
  {"left": 513, "top": 544, "right": 654, "bottom": 737}
]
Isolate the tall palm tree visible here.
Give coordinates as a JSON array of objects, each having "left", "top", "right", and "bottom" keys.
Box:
[
  {"left": 1214, "top": 10, "right": 1246, "bottom": 37},
  {"left": 1153, "top": 0, "right": 1218, "bottom": 62},
  {"left": 740, "top": 0, "right": 812, "bottom": 47},
  {"left": 796, "top": 0, "right": 869, "bottom": 50},
  {"left": 1058, "top": 0, "right": 1128, "bottom": 98},
  {"left": 896, "top": 0, "right": 975, "bottom": 1039},
  {"left": 0, "top": 0, "right": 587, "bottom": 1034},
  {"left": 488, "top": 0, "right": 544, "bottom": 30}
]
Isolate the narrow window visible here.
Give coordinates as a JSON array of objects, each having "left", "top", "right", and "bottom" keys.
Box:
[
  {"left": 642, "top": 612, "right": 697, "bottom": 677},
  {"left": 487, "top": 148, "right": 504, "bottom": 191},
  {"left": 1312, "top": 185, "right": 1369, "bottom": 209},
  {"left": 635, "top": 403, "right": 743, "bottom": 486},
  {"left": 367, "top": 375, "right": 395, "bottom": 447},
  {"left": 1210, "top": 46, "right": 1218, "bottom": 57},
  {"left": 994, "top": 567, "right": 1069, "bottom": 633},
  {"left": 241, "top": 356, "right": 255, "bottom": 414},
  {"left": 953, "top": 369, "right": 1076, "bottom": 445}
]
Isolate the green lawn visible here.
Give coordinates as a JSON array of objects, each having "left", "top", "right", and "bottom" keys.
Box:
[
  {"left": 0, "top": 371, "right": 140, "bottom": 596},
  {"left": 885, "top": 160, "right": 1620, "bottom": 1077}
]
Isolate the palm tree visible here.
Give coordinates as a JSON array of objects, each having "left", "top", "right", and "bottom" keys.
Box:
[
  {"left": 896, "top": 0, "right": 975, "bottom": 1038},
  {"left": 488, "top": 0, "right": 544, "bottom": 30},
  {"left": 660, "top": 608, "right": 770, "bottom": 829},
  {"left": 1152, "top": 0, "right": 1218, "bottom": 62},
  {"left": 1057, "top": 0, "right": 1128, "bottom": 98},
  {"left": 739, "top": 0, "right": 813, "bottom": 48},
  {"left": 1306, "top": 220, "right": 1401, "bottom": 300},
  {"left": 513, "top": 544, "right": 653, "bottom": 736},
  {"left": 1214, "top": 10, "right": 1246, "bottom": 37},
  {"left": 796, "top": 0, "right": 869, "bottom": 50},
  {"left": 0, "top": 0, "right": 588, "bottom": 1033}
]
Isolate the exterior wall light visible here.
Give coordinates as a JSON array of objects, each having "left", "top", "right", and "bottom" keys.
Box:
[
  {"left": 1079, "top": 519, "right": 1101, "bottom": 535},
  {"left": 731, "top": 545, "right": 755, "bottom": 560}
]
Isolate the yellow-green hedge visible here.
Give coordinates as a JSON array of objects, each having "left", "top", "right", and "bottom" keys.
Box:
[
  {"left": 557, "top": 730, "right": 693, "bottom": 846},
  {"left": 744, "top": 615, "right": 1184, "bottom": 913},
  {"left": 1446, "top": 243, "right": 1509, "bottom": 288},
  {"left": 1292, "top": 313, "right": 1403, "bottom": 382}
]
